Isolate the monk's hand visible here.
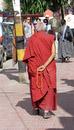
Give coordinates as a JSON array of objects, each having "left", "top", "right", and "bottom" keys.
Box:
[{"left": 37, "top": 65, "right": 46, "bottom": 72}]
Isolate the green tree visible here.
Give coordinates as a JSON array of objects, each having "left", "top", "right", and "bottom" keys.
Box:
[
  {"left": 4, "top": 0, "right": 70, "bottom": 14},
  {"left": 20, "top": 0, "right": 50, "bottom": 14},
  {"left": 4, "top": 0, "right": 13, "bottom": 10},
  {"left": 4, "top": 0, "right": 50, "bottom": 14},
  {"left": 46, "top": 0, "right": 68, "bottom": 10}
]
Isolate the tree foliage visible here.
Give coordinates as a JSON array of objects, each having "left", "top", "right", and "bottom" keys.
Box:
[
  {"left": 4, "top": 0, "right": 13, "bottom": 10},
  {"left": 4, "top": 0, "right": 71, "bottom": 14},
  {"left": 20, "top": 0, "right": 50, "bottom": 14}
]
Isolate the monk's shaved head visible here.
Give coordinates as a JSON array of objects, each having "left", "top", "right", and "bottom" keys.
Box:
[{"left": 36, "top": 22, "right": 46, "bottom": 32}]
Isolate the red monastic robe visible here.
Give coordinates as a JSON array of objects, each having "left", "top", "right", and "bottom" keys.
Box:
[{"left": 23, "top": 31, "right": 57, "bottom": 111}]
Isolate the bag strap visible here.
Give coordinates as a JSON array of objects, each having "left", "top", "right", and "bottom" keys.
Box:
[{"left": 62, "top": 25, "right": 67, "bottom": 41}]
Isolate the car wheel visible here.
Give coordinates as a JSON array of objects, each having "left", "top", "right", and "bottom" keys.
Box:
[
  {"left": 0, "top": 57, "right": 3, "bottom": 68},
  {"left": 3, "top": 50, "right": 7, "bottom": 62}
]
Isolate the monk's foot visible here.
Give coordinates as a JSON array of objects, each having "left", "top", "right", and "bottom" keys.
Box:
[
  {"left": 33, "top": 109, "right": 39, "bottom": 115},
  {"left": 43, "top": 111, "right": 51, "bottom": 119}
]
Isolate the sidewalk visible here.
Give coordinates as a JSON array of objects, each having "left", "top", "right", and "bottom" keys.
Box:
[{"left": 0, "top": 58, "right": 74, "bottom": 130}]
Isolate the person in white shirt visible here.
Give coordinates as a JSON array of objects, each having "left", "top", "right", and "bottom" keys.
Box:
[
  {"left": 64, "top": 8, "right": 74, "bottom": 36},
  {"left": 23, "top": 17, "right": 34, "bottom": 48}
]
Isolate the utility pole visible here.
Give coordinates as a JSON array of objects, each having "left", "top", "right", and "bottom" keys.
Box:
[{"left": 12, "top": 0, "right": 26, "bottom": 83}]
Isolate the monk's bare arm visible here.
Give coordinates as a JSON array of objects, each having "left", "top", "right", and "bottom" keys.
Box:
[
  {"left": 37, "top": 41, "right": 56, "bottom": 72},
  {"left": 44, "top": 41, "right": 56, "bottom": 67}
]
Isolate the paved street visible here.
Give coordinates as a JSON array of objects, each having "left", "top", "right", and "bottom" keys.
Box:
[{"left": 0, "top": 57, "right": 74, "bottom": 130}]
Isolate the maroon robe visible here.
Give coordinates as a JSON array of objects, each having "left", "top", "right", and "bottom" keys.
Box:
[{"left": 23, "top": 31, "right": 57, "bottom": 111}]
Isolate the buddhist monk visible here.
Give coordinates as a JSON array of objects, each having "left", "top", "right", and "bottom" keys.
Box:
[{"left": 23, "top": 22, "right": 57, "bottom": 119}]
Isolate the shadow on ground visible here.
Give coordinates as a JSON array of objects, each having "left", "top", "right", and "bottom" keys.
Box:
[
  {"left": 16, "top": 89, "right": 74, "bottom": 129},
  {"left": 16, "top": 97, "right": 33, "bottom": 115},
  {"left": 58, "top": 90, "right": 74, "bottom": 116},
  {"left": 46, "top": 117, "right": 74, "bottom": 130},
  {"left": 0, "top": 68, "right": 29, "bottom": 84},
  {"left": 45, "top": 90, "right": 74, "bottom": 130},
  {"left": 0, "top": 68, "right": 19, "bottom": 82},
  {"left": 61, "top": 79, "right": 74, "bottom": 87}
]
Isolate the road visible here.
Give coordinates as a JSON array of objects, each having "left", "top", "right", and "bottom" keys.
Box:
[{"left": 0, "top": 58, "right": 74, "bottom": 130}]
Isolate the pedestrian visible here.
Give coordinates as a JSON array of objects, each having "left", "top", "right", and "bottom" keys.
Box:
[
  {"left": 36, "top": 17, "right": 41, "bottom": 23},
  {"left": 43, "top": 18, "right": 48, "bottom": 33},
  {"left": 33, "top": 17, "right": 42, "bottom": 32},
  {"left": 49, "top": 12, "right": 61, "bottom": 34},
  {"left": 43, "top": 18, "right": 55, "bottom": 35},
  {"left": 64, "top": 8, "right": 74, "bottom": 36},
  {"left": 48, "top": 12, "right": 61, "bottom": 57},
  {"left": 23, "top": 17, "right": 34, "bottom": 49},
  {"left": 58, "top": 19, "right": 73, "bottom": 62},
  {"left": 23, "top": 22, "right": 57, "bottom": 119},
  {"left": 45, "top": 14, "right": 50, "bottom": 21}
]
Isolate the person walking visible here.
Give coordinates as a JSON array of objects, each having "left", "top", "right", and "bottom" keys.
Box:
[
  {"left": 58, "top": 19, "right": 73, "bottom": 62},
  {"left": 64, "top": 8, "right": 74, "bottom": 36},
  {"left": 23, "top": 22, "right": 57, "bottom": 119},
  {"left": 48, "top": 12, "right": 61, "bottom": 57},
  {"left": 23, "top": 17, "right": 34, "bottom": 49}
]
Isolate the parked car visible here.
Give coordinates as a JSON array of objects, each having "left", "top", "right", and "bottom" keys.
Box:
[
  {"left": 0, "top": 22, "right": 13, "bottom": 63},
  {"left": 0, "top": 45, "right": 3, "bottom": 68}
]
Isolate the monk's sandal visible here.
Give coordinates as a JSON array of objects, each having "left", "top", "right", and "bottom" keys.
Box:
[{"left": 43, "top": 111, "right": 51, "bottom": 119}]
